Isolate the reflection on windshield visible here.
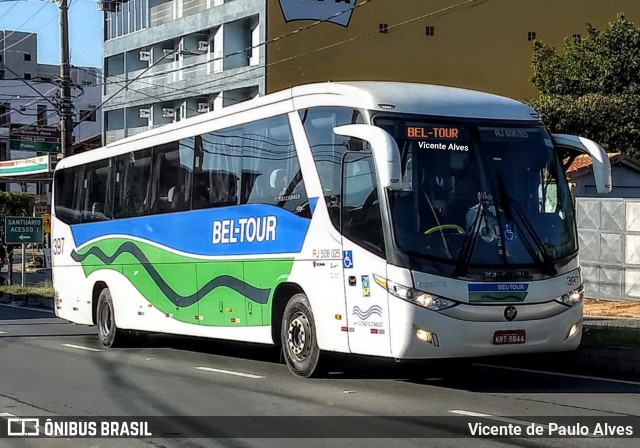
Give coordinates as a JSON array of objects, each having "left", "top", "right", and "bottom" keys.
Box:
[{"left": 375, "top": 117, "right": 577, "bottom": 271}]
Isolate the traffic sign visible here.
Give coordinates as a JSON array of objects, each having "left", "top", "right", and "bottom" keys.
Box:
[
  {"left": 43, "top": 214, "right": 51, "bottom": 234},
  {"left": 9, "top": 124, "right": 61, "bottom": 153},
  {"left": 4, "top": 216, "right": 44, "bottom": 244}
]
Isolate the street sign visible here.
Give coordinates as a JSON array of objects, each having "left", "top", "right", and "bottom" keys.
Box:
[
  {"left": 9, "top": 123, "right": 61, "bottom": 153},
  {"left": 0, "top": 155, "right": 52, "bottom": 178},
  {"left": 43, "top": 214, "right": 51, "bottom": 234},
  {"left": 4, "top": 216, "right": 44, "bottom": 244}
]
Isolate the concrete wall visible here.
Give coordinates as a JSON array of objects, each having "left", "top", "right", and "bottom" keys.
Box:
[
  {"left": 265, "top": 0, "right": 640, "bottom": 99},
  {"left": 577, "top": 198, "right": 640, "bottom": 301}
]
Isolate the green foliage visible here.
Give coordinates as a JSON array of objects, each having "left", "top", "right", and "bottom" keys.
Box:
[
  {"left": 529, "top": 14, "right": 640, "bottom": 157},
  {"left": 0, "top": 192, "right": 37, "bottom": 223},
  {"left": 0, "top": 284, "right": 53, "bottom": 299},
  {"left": 529, "top": 93, "right": 640, "bottom": 159}
]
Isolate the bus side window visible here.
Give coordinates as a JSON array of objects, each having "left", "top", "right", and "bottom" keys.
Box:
[
  {"left": 82, "top": 159, "right": 111, "bottom": 222},
  {"left": 54, "top": 166, "right": 85, "bottom": 225},
  {"left": 193, "top": 128, "right": 243, "bottom": 210},
  {"left": 149, "top": 139, "right": 194, "bottom": 214},
  {"left": 342, "top": 151, "right": 385, "bottom": 256},
  {"left": 113, "top": 148, "right": 152, "bottom": 218},
  {"left": 301, "top": 107, "right": 365, "bottom": 229},
  {"left": 241, "top": 115, "right": 309, "bottom": 217}
]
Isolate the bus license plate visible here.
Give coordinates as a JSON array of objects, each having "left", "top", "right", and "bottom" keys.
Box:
[{"left": 493, "top": 330, "right": 526, "bottom": 345}]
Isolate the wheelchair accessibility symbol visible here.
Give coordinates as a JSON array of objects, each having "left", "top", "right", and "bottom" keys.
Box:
[
  {"left": 503, "top": 223, "right": 517, "bottom": 241},
  {"left": 343, "top": 251, "right": 353, "bottom": 269}
]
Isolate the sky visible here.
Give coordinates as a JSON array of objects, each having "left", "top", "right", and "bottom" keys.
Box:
[{"left": 0, "top": 0, "right": 102, "bottom": 68}]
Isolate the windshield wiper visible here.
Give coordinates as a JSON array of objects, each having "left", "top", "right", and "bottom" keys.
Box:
[
  {"left": 453, "top": 195, "right": 487, "bottom": 278},
  {"left": 496, "top": 173, "right": 557, "bottom": 276}
]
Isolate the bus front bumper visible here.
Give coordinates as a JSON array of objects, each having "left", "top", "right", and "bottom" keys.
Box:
[{"left": 389, "top": 298, "right": 583, "bottom": 359}]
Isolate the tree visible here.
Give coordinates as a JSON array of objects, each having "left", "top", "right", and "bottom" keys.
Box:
[
  {"left": 0, "top": 191, "right": 37, "bottom": 233},
  {"left": 528, "top": 14, "right": 640, "bottom": 159}
]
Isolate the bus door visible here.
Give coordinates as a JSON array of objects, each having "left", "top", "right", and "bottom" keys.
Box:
[{"left": 341, "top": 152, "right": 392, "bottom": 356}]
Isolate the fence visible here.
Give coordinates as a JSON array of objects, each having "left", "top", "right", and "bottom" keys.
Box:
[{"left": 576, "top": 198, "right": 640, "bottom": 301}]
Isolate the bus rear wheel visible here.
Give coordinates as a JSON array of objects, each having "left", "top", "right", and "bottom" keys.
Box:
[
  {"left": 96, "top": 288, "right": 127, "bottom": 348},
  {"left": 281, "top": 293, "right": 322, "bottom": 377}
]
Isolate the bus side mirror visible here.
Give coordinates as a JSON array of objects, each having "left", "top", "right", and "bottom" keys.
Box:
[
  {"left": 333, "top": 124, "right": 402, "bottom": 191},
  {"left": 552, "top": 134, "right": 612, "bottom": 195}
]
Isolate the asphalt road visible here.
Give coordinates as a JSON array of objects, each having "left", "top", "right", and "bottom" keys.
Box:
[{"left": 1, "top": 304, "right": 639, "bottom": 448}]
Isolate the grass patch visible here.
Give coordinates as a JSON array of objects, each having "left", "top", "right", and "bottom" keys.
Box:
[
  {"left": 0, "top": 284, "right": 53, "bottom": 299},
  {"left": 582, "top": 326, "right": 640, "bottom": 348}
]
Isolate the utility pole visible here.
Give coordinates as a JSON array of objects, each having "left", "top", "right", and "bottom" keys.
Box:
[{"left": 58, "top": 0, "right": 73, "bottom": 157}]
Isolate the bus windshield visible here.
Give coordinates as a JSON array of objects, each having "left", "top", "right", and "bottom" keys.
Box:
[{"left": 375, "top": 116, "right": 577, "bottom": 270}]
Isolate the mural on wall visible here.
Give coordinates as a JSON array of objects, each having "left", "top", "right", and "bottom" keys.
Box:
[{"left": 277, "top": 0, "right": 359, "bottom": 27}]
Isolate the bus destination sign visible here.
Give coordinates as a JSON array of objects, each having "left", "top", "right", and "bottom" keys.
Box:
[{"left": 405, "top": 126, "right": 467, "bottom": 140}]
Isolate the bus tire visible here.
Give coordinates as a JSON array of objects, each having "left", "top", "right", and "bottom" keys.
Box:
[
  {"left": 281, "top": 293, "right": 323, "bottom": 377},
  {"left": 96, "top": 288, "right": 127, "bottom": 348}
]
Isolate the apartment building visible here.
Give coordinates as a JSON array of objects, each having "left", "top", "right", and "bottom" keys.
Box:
[{"left": 102, "top": 0, "right": 264, "bottom": 144}]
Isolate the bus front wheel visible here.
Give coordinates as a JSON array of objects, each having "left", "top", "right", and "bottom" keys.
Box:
[
  {"left": 96, "top": 288, "right": 127, "bottom": 348},
  {"left": 281, "top": 293, "right": 322, "bottom": 377}
]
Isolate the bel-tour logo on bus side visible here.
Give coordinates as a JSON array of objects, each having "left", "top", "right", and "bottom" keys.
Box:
[
  {"left": 278, "top": 0, "right": 358, "bottom": 27},
  {"left": 212, "top": 216, "right": 277, "bottom": 244}
]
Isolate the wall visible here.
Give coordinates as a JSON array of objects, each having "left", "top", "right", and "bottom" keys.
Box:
[
  {"left": 265, "top": 0, "right": 640, "bottom": 100},
  {"left": 577, "top": 198, "right": 640, "bottom": 301}
]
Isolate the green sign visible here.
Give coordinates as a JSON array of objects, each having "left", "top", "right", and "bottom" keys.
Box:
[
  {"left": 9, "top": 123, "right": 61, "bottom": 154},
  {"left": 9, "top": 140, "right": 60, "bottom": 153},
  {"left": 4, "top": 216, "right": 44, "bottom": 244}
]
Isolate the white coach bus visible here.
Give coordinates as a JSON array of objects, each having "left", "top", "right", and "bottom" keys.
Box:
[{"left": 52, "top": 82, "right": 611, "bottom": 377}]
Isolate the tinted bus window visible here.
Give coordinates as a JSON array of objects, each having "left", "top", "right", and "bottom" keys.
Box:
[
  {"left": 241, "top": 115, "right": 309, "bottom": 216},
  {"left": 113, "top": 148, "right": 152, "bottom": 218},
  {"left": 54, "top": 166, "right": 84, "bottom": 225},
  {"left": 193, "top": 127, "right": 243, "bottom": 210},
  {"left": 150, "top": 139, "right": 194, "bottom": 214},
  {"left": 82, "top": 159, "right": 112, "bottom": 222}
]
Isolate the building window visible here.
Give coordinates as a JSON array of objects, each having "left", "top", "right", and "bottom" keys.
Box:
[
  {"left": 527, "top": 31, "right": 537, "bottom": 41},
  {"left": 24, "top": 73, "right": 32, "bottom": 80},
  {"left": 573, "top": 34, "right": 582, "bottom": 43},
  {"left": 79, "top": 108, "right": 97, "bottom": 122},
  {"left": 379, "top": 23, "right": 389, "bottom": 34},
  {"left": 0, "top": 54, "right": 3, "bottom": 62},
  {"left": 37, "top": 105, "right": 48, "bottom": 125},
  {"left": 0, "top": 103, "right": 10, "bottom": 126},
  {"left": 0, "top": 69, "right": 4, "bottom": 80},
  {"left": 24, "top": 53, "right": 32, "bottom": 62},
  {"left": 425, "top": 26, "right": 435, "bottom": 36}
]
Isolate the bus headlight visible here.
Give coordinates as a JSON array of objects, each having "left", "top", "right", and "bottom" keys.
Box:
[
  {"left": 373, "top": 275, "right": 458, "bottom": 311},
  {"left": 555, "top": 285, "right": 584, "bottom": 306}
]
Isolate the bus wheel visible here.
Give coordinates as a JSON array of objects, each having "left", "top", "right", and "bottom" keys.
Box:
[
  {"left": 96, "top": 288, "right": 126, "bottom": 348},
  {"left": 281, "top": 293, "right": 322, "bottom": 377}
]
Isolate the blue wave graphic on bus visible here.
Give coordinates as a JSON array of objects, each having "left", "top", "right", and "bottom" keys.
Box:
[
  {"left": 352, "top": 305, "right": 383, "bottom": 320},
  {"left": 71, "top": 204, "right": 311, "bottom": 256}
]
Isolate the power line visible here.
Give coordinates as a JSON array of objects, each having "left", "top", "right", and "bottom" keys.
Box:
[
  {"left": 0, "top": 1, "right": 21, "bottom": 21},
  {"left": 0, "top": 63, "right": 58, "bottom": 110},
  {"left": 100, "top": 0, "right": 486, "bottom": 102},
  {"left": 0, "top": 9, "right": 59, "bottom": 54},
  {"left": 104, "top": 0, "right": 378, "bottom": 84},
  {"left": 15, "top": 0, "right": 489, "bottom": 137},
  {"left": 0, "top": 1, "right": 51, "bottom": 45}
]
